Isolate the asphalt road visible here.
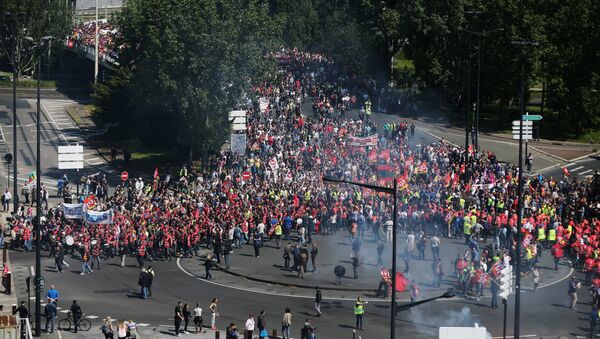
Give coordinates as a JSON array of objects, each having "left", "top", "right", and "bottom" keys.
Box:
[
  {"left": 0, "top": 96, "right": 119, "bottom": 199},
  {"left": 9, "top": 247, "right": 591, "bottom": 339}
]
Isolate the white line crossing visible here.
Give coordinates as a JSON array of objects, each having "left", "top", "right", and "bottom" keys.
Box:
[
  {"left": 565, "top": 162, "right": 578, "bottom": 167},
  {"left": 85, "top": 315, "right": 99, "bottom": 319},
  {"left": 571, "top": 166, "right": 584, "bottom": 172},
  {"left": 580, "top": 169, "right": 593, "bottom": 175}
]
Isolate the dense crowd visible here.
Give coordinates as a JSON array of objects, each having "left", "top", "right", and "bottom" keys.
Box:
[
  {"left": 4, "top": 47, "right": 600, "bottom": 323},
  {"left": 70, "top": 20, "right": 119, "bottom": 62}
]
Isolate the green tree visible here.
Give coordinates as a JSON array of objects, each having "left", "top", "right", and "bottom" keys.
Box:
[
  {"left": 541, "top": 0, "right": 600, "bottom": 136},
  {"left": 0, "top": 0, "right": 70, "bottom": 78},
  {"left": 108, "top": 0, "right": 279, "bottom": 157}
]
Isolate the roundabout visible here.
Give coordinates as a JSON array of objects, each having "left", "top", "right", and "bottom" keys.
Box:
[{"left": 178, "top": 231, "right": 573, "bottom": 302}]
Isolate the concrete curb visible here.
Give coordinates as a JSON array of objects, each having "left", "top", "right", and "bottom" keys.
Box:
[{"left": 529, "top": 146, "right": 569, "bottom": 162}]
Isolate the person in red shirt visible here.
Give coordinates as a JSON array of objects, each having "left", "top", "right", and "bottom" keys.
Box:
[
  {"left": 585, "top": 256, "right": 596, "bottom": 285},
  {"left": 551, "top": 242, "right": 564, "bottom": 270}
]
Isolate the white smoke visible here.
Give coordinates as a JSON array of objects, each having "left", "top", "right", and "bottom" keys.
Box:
[{"left": 407, "top": 306, "right": 493, "bottom": 338}]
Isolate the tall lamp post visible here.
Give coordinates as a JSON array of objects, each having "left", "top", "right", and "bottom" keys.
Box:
[
  {"left": 459, "top": 27, "right": 504, "bottom": 151},
  {"left": 322, "top": 177, "right": 397, "bottom": 339},
  {"left": 2, "top": 11, "right": 26, "bottom": 213},
  {"left": 510, "top": 40, "right": 538, "bottom": 339},
  {"left": 25, "top": 35, "right": 53, "bottom": 337}
]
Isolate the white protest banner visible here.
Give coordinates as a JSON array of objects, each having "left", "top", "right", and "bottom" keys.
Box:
[
  {"left": 84, "top": 209, "right": 114, "bottom": 225},
  {"left": 62, "top": 203, "right": 84, "bottom": 219}
]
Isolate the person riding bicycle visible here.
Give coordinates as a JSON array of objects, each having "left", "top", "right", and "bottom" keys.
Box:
[{"left": 70, "top": 300, "right": 83, "bottom": 333}]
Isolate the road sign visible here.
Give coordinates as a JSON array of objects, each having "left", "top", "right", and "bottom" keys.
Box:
[
  {"left": 58, "top": 144, "right": 84, "bottom": 170},
  {"left": 512, "top": 134, "right": 532, "bottom": 140},
  {"left": 522, "top": 114, "right": 542, "bottom": 121},
  {"left": 121, "top": 171, "right": 129, "bottom": 181},
  {"left": 241, "top": 171, "right": 251, "bottom": 181},
  {"left": 512, "top": 120, "right": 533, "bottom": 126}
]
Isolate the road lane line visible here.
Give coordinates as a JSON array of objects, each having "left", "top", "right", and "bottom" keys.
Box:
[
  {"left": 579, "top": 169, "right": 592, "bottom": 175},
  {"left": 41, "top": 101, "right": 69, "bottom": 146},
  {"left": 565, "top": 162, "right": 577, "bottom": 167},
  {"left": 571, "top": 165, "right": 584, "bottom": 172}
]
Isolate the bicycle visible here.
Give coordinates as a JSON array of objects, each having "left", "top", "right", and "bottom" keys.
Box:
[{"left": 58, "top": 312, "right": 91, "bottom": 331}]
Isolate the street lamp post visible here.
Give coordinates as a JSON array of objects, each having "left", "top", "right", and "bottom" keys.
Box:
[
  {"left": 322, "top": 177, "right": 396, "bottom": 339},
  {"left": 460, "top": 27, "right": 504, "bottom": 151},
  {"left": 26, "top": 35, "right": 52, "bottom": 337},
  {"left": 511, "top": 40, "right": 538, "bottom": 339}
]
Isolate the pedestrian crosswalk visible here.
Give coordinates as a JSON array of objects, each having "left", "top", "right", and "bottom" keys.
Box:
[
  {"left": 564, "top": 161, "right": 598, "bottom": 178},
  {"left": 40, "top": 99, "right": 107, "bottom": 167}
]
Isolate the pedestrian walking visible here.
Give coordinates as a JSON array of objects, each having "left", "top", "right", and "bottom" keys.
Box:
[
  {"left": 117, "top": 319, "right": 128, "bottom": 339},
  {"left": 245, "top": 314, "right": 255, "bottom": 339},
  {"left": 532, "top": 266, "right": 541, "bottom": 292},
  {"left": 431, "top": 235, "right": 440, "bottom": 260},
  {"left": 147, "top": 266, "right": 155, "bottom": 297},
  {"left": 101, "top": 316, "right": 114, "bottom": 339},
  {"left": 193, "top": 303, "right": 203, "bottom": 334},
  {"left": 315, "top": 286, "right": 322, "bottom": 317},
  {"left": 354, "top": 297, "right": 367, "bottom": 330},
  {"left": 174, "top": 301, "right": 184, "bottom": 336},
  {"left": 282, "top": 307, "right": 292, "bottom": 339},
  {"left": 568, "top": 276, "right": 581, "bottom": 309},
  {"left": 490, "top": 277, "right": 499, "bottom": 309},
  {"left": 138, "top": 268, "right": 149, "bottom": 299},
  {"left": 376, "top": 240, "right": 384, "bottom": 266},
  {"left": 410, "top": 281, "right": 419, "bottom": 304},
  {"left": 303, "top": 318, "right": 316, "bottom": 339},
  {"left": 80, "top": 251, "right": 93, "bottom": 275},
  {"left": 253, "top": 232, "right": 261, "bottom": 257},
  {"left": 210, "top": 298, "right": 218, "bottom": 330},
  {"left": 258, "top": 310, "right": 267, "bottom": 339},
  {"left": 526, "top": 153, "right": 533, "bottom": 172},
  {"left": 352, "top": 255, "right": 359, "bottom": 279},
  {"left": 183, "top": 303, "right": 191, "bottom": 334},
  {"left": 204, "top": 254, "right": 215, "bottom": 280},
  {"left": 44, "top": 298, "right": 57, "bottom": 333},
  {"left": 126, "top": 320, "right": 139, "bottom": 339},
  {"left": 310, "top": 243, "right": 318, "bottom": 273},
  {"left": 70, "top": 300, "right": 83, "bottom": 333}
]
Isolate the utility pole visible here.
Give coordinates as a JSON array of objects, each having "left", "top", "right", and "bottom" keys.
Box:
[{"left": 511, "top": 40, "right": 538, "bottom": 339}]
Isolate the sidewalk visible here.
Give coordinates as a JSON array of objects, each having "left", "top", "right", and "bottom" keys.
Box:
[
  {"left": 47, "top": 327, "right": 237, "bottom": 339},
  {"left": 180, "top": 232, "right": 572, "bottom": 301}
]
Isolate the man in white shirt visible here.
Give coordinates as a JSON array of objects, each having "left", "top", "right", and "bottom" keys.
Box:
[
  {"left": 245, "top": 314, "right": 255, "bottom": 338},
  {"left": 2, "top": 189, "right": 11, "bottom": 212}
]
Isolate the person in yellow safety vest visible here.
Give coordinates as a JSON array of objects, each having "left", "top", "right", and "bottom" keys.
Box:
[
  {"left": 354, "top": 297, "right": 367, "bottom": 330},
  {"left": 526, "top": 246, "right": 534, "bottom": 270},
  {"left": 305, "top": 190, "right": 311, "bottom": 202},
  {"left": 354, "top": 191, "right": 362, "bottom": 202},
  {"left": 463, "top": 216, "right": 472, "bottom": 244},
  {"left": 497, "top": 200, "right": 505, "bottom": 211},
  {"left": 538, "top": 227, "right": 546, "bottom": 241},
  {"left": 548, "top": 228, "right": 557, "bottom": 242},
  {"left": 459, "top": 198, "right": 465, "bottom": 208},
  {"left": 274, "top": 223, "right": 283, "bottom": 249},
  {"left": 179, "top": 166, "right": 187, "bottom": 178}
]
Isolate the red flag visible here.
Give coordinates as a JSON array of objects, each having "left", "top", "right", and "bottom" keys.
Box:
[
  {"left": 153, "top": 167, "right": 159, "bottom": 180},
  {"left": 368, "top": 149, "right": 377, "bottom": 164},
  {"left": 562, "top": 167, "right": 571, "bottom": 176},
  {"left": 395, "top": 272, "right": 409, "bottom": 292}
]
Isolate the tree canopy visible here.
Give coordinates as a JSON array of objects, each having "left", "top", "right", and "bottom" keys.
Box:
[
  {"left": 99, "top": 0, "right": 279, "bottom": 154},
  {"left": 0, "top": 0, "right": 70, "bottom": 78}
]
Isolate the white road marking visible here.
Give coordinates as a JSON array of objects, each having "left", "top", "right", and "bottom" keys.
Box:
[
  {"left": 565, "top": 162, "right": 578, "bottom": 167},
  {"left": 571, "top": 166, "right": 584, "bottom": 172},
  {"left": 137, "top": 323, "right": 150, "bottom": 327},
  {"left": 579, "top": 169, "right": 592, "bottom": 175},
  {"left": 85, "top": 315, "right": 99, "bottom": 319},
  {"left": 60, "top": 309, "right": 69, "bottom": 313}
]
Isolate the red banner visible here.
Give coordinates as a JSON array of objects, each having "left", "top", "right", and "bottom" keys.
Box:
[{"left": 347, "top": 134, "right": 378, "bottom": 147}]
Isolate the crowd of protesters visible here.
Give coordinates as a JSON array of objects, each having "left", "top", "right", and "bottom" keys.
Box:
[
  {"left": 69, "top": 20, "right": 120, "bottom": 62},
  {"left": 1, "top": 46, "right": 600, "bottom": 335}
]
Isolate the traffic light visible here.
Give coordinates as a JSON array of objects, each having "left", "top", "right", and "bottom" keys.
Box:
[{"left": 499, "top": 264, "right": 512, "bottom": 299}]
